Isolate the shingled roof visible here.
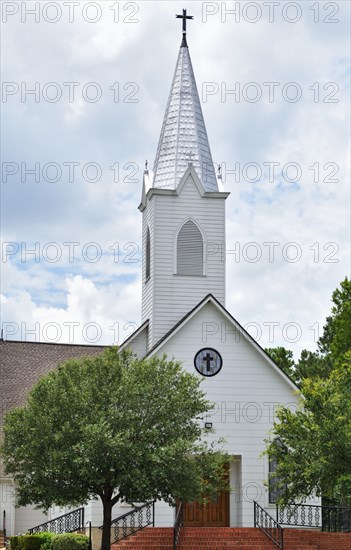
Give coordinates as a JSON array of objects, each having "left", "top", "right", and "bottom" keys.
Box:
[
  {"left": 152, "top": 39, "right": 218, "bottom": 191},
  {"left": 0, "top": 340, "right": 105, "bottom": 478}
]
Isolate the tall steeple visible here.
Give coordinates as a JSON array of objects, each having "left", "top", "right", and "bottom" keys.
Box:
[
  {"left": 152, "top": 10, "right": 218, "bottom": 192},
  {"left": 140, "top": 11, "right": 229, "bottom": 350}
]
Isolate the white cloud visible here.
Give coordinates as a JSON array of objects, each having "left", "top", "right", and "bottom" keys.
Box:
[
  {"left": 1, "top": 274, "right": 141, "bottom": 345},
  {"left": 1, "top": 1, "right": 350, "bottom": 358}
]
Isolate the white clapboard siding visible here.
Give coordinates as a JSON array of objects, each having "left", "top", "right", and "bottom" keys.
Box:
[
  {"left": 141, "top": 194, "right": 154, "bottom": 332},
  {"left": 0, "top": 481, "right": 15, "bottom": 536},
  {"left": 141, "top": 169, "right": 227, "bottom": 348},
  {"left": 145, "top": 226, "right": 151, "bottom": 280},
  {"left": 146, "top": 300, "right": 312, "bottom": 527},
  {"left": 15, "top": 506, "right": 48, "bottom": 535}
]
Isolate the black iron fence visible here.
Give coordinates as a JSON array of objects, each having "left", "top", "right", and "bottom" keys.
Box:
[
  {"left": 254, "top": 500, "right": 284, "bottom": 549},
  {"left": 29, "top": 508, "right": 85, "bottom": 535},
  {"left": 277, "top": 503, "right": 351, "bottom": 532},
  {"left": 100, "top": 501, "right": 155, "bottom": 545}
]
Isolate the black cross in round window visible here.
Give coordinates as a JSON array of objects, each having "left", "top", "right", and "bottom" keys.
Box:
[{"left": 194, "top": 348, "right": 223, "bottom": 377}]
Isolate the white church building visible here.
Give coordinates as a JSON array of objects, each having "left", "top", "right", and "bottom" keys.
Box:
[
  {"left": 115, "top": 19, "right": 301, "bottom": 530},
  {"left": 1, "top": 10, "right": 320, "bottom": 544}
]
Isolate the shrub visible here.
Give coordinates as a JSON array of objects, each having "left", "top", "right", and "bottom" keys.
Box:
[
  {"left": 11, "top": 533, "right": 59, "bottom": 550},
  {"left": 23, "top": 535, "right": 42, "bottom": 550},
  {"left": 52, "top": 534, "right": 89, "bottom": 550},
  {"left": 10, "top": 536, "right": 25, "bottom": 550},
  {"left": 36, "top": 532, "right": 54, "bottom": 550}
]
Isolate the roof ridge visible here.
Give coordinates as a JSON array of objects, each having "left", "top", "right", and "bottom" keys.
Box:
[{"left": 0, "top": 339, "right": 106, "bottom": 348}]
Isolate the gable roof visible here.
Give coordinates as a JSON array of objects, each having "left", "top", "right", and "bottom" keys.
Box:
[
  {"left": 119, "top": 319, "right": 149, "bottom": 351},
  {"left": 0, "top": 340, "right": 105, "bottom": 478},
  {"left": 138, "top": 164, "right": 229, "bottom": 212},
  {"left": 143, "top": 294, "right": 299, "bottom": 392}
]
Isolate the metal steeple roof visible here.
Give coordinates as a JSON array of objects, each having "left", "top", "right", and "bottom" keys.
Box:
[{"left": 152, "top": 39, "right": 218, "bottom": 192}]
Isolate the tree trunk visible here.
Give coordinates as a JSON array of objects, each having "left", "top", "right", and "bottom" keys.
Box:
[{"left": 101, "top": 498, "right": 113, "bottom": 550}]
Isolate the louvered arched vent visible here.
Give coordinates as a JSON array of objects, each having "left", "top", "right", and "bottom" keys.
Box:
[
  {"left": 177, "top": 220, "right": 204, "bottom": 276},
  {"left": 145, "top": 226, "right": 151, "bottom": 280}
]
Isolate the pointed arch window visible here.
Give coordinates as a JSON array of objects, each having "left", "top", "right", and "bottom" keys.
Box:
[
  {"left": 145, "top": 226, "right": 151, "bottom": 280},
  {"left": 176, "top": 220, "right": 204, "bottom": 276}
]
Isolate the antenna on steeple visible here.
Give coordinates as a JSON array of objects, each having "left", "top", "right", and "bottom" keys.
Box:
[
  {"left": 176, "top": 9, "right": 194, "bottom": 47},
  {"left": 145, "top": 160, "right": 148, "bottom": 171}
]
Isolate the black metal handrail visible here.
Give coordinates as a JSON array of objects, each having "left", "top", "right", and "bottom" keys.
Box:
[
  {"left": 3, "top": 510, "right": 6, "bottom": 542},
  {"left": 173, "top": 501, "right": 183, "bottom": 549},
  {"left": 28, "top": 507, "right": 84, "bottom": 535},
  {"left": 254, "top": 500, "right": 284, "bottom": 549},
  {"left": 99, "top": 501, "right": 155, "bottom": 545},
  {"left": 277, "top": 503, "right": 351, "bottom": 532}
]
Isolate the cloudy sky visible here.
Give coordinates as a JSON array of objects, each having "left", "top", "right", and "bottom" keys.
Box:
[{"left": 1, "top": 0, "right": 350, "bottom": 357}]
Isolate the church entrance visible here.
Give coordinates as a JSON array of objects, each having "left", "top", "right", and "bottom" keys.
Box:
[
  {"left": 182, "top": 465, "right": 230, "bottom": 527},
  {"left": 182, "top": 490, "right": 230, "bottom": 527}
]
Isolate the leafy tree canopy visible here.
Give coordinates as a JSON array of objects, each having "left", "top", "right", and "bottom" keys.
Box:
[
  {"left": 265, "top": 351, "right": 351, "bottom": 506},
  {"left": 264, "top": 278, "right": 351, "bottom": 506},
  {"left": 266, "top": 277, "right": 351, "bottom": 383},
  {"left": 2, "top": 348, "right": 228, "bottom": 550},
  {"left": 265, "top": 347, "right": 295, "bottom": 380}
]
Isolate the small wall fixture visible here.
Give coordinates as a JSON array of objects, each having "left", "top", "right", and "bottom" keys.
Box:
[{"left": 204, "top": 422, "right": 213, "bottom": 429}]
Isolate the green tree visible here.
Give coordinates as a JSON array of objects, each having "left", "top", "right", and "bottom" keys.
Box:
[
  {"left": 265, "top": 351, "right": 351, "bottom": 506},
  {"left": 2, "top": 348, "right": 228, "bottom": 550},
  {"left": 319, "top": 277, "right": 351, "bottom": 362},
  {"left": 294, "top": 350, "right": 330, "bottom": 385},
  {"left": 267, "top": 278, "right": 351, "bottom": 384},
  {"left": 265, "top": 347, "right": 296, "bottom": 381},
  {"left": 265, "top": 278, "right": 351, "bottom": 506}
]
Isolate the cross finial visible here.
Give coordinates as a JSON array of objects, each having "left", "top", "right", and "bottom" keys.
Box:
[
  {"left": 187, "top": 150, "right": 195, "bottom": 164},
  {"left": 176, "top": 9, "right": 194, "bottom": 47}
]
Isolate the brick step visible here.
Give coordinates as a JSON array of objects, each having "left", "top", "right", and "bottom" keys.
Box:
[
  {"left": 112, "top": 528, "right": 277, "bottom": 549},
  {"left": 113, "top": 546, "right": 172, "bottom": 549},
  {"left": 113, "top": 541, "right": 173, "bottom": 547},
  {"left": 178, "top": 535, "right": 271, "bottom": 539},
  {"left": 112, "top": 530, "right": 173, "bottom": 548},
  {"left": 180, "top": 534, "right": 267, "bottom": 542},
  {"left": 178, "top": 527, "right": 275, "bottom": 546},
  {"left": 112, "top": 541, "right": 275, "bottom": 548},
  {"left": 178, "top": 544, "right": 276, "bottom": 549},
  {"left": 117, "top": 537, "right": 173, "bottom": 548},
  {"left": 178, "top": 542, "right": 277, "bottom": 550},
  {"left": 111, "top": 527, "right": 351, "bottom": 549},
  {"left": 116, "top": 529, "right": 171, "bottom": 535},
  {"left": 112, "top": 544, "right": 169, "bottom": 549},
  {"left": 114, "top": 546, "right": 172, "bottom": 549},
  {"left": 178, "top": 539, "right": 275, "bottom": 543},
  {"left": 121, "top": 536, "right": 172, "bottom": 540},
  {"left": 178, "top": 547, "right": 276, "bottom": 550}
]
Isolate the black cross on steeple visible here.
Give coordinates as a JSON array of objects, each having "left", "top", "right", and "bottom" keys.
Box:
[{"left": 176, "top": 9, "right": 193, "bottom": 47}]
